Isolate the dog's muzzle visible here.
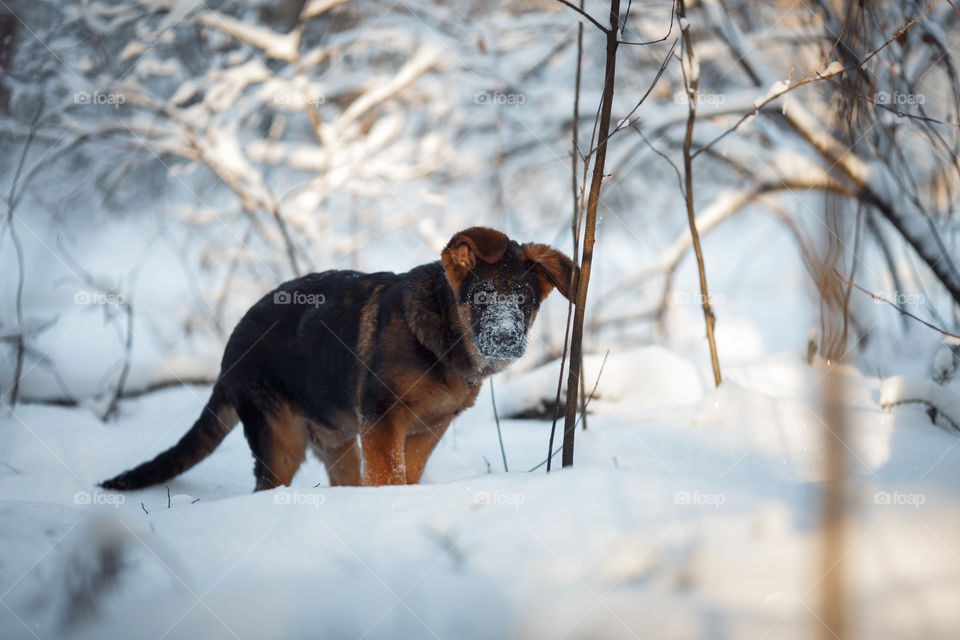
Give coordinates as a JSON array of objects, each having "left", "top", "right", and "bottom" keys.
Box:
[{"left": 474, "top": 303, "right": 526, "bottom": 360}]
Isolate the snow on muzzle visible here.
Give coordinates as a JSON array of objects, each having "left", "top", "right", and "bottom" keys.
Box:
[{"left": 474, "top": 297, "right": 527, "bottom": 360}]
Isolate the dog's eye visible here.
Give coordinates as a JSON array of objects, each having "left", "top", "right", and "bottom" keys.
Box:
[
  {"left": 471, "top": 283, "right": 496, "bottom": 305},
  {"left": 517, "top": 283, "right": 535, "bottom": 304}
]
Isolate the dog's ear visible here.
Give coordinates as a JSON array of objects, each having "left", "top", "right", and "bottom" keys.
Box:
[
  {"left": 522, "top": 243, "right": 578, "bottom": 302},
  {"left": 441, "top": 227, "right": 510, "bottom": 288}
]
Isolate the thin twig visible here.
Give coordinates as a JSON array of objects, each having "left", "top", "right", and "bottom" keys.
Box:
[
  {"left": 548, "top": 0, "right": 588, "bottom": 473},
  {"left": 832, "top": 269, "right": 960, "bottom": 341},
  {"left": 572, "top": 0, "right": 589, "bottom": 433},
  {"left": 679, "top": 0, "right": 722, "bottom": 385},
  {"left": 0, "top": 459, "right": 22, "bottom": 474},
  {"left": 265, "top": 189, "right": 303, "bottom": 277},
  {"left": 5, "top": 106, "right": 43, "bottom": 406},
  {"left": 101, "top": 298, "right": 133, "bottom": 421},
  {"left": 618, "top": 0, "right": 676, "bottom": 45},
  {"left": 553, "top": 0, "right": 610, "bottom": 34},
  {"left": 692, "top": 0, "right": 935, "bottom": 160},
  {"left": 571, "top": 2, "right": 584, "bottom": 258},
  {"left": 531, "top": 350, "right": 609, "bottom": 472},
  {"left": 583, "top": 38, "right": 678, "bottom": 155},
  {"left": 15, "top": 375, "right": 217, "bottom": 408},
  {"left": 489, "top": 379, "right": 508, "bottom": 472},
  {"left": 883, "top": 399, "right": 960, "bottom": 433},
  {"left": 839, "top": 205, "right": 865, "bottom": 350},
  {"left": 546, "top": 297, "right": 575, "bottom": 473},
  {"left": 56, "top": 237, "right": 136, "bottom": 420}
]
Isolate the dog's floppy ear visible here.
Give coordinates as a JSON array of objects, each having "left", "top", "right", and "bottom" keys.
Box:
[
  {"left": 522, "top": 243, "right": 578, "bottom": 302},
  {"left": 441, "top": 227, "right": 510, "bottom": 288}
]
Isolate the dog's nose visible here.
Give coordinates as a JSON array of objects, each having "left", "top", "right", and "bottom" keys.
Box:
[
  {"left": 475, "top": 303, "right": 528, "bottom": 359},
  {"left": 475, "top": 324, "right": 526, "bottom": 359}
]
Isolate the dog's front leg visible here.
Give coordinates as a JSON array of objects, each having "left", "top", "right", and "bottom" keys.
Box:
[
  {"left": 360, "top": 411, "right": 410, "bottom": 485},
  {"left": 404, "top": 416, "right": 454, "bottom": 485}
]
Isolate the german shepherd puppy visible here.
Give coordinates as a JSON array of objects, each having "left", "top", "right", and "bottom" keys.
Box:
[{"left": 101, "top": 227, "right": 575, "bottom": 490}]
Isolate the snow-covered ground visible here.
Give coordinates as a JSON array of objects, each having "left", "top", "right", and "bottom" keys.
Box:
[{"left": 3, "top": 346, "right": 959, "bottom": 639}]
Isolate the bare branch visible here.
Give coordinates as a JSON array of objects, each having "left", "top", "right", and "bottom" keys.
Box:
[
  {"left": 562, "top": 0, "right": 622, "bottom": 467},
  {"left": 619, "top": 0, "right": 677, "bottom": 45},
  {"left": 832, "top": 269, "right": 960, "bottom": 342},
  {"left": 4, "top": 104, "right": 43, "bottom": 407},
  {"left": 489, "top": 379, "right": 508, "bottom": 472},
  {"left": 553, "top": 0, "right": 611, "bottom": 34},
  {"left": 532, "top": 351, "right": 609, "bottom": 473},
  {"left": 678, "top": 0, "right": 722, "bottom": 385}
]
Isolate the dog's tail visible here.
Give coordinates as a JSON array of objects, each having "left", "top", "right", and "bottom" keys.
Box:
[{"left": 100, "top": 383, "right": 239, "bottom": 491}]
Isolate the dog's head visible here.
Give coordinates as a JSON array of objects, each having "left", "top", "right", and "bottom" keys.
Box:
[{"left": 441, "top": 227, "right": 577, "bottom": 361}]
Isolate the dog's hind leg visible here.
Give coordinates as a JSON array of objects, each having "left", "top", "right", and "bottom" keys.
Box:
[{"left": 238, "top": 399, "right": 308, "bottom": 491}]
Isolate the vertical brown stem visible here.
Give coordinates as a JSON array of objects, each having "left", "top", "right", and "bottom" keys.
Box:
[
  {"left": 817, "top": 1, "right": 856, "bottom": 627},
  {"left": 678, "top": 0, "right": 722, "bottom": 386},
  {"left": 571, "top": 21, "right": 583, "bottom": 252},
  {"left": 820, "top": 194, "right": 849, "bottom": 639},
  {"left": 561, "top": 0, "right": 620, "bottom": 467},
  {"left": 571, "top": 0, "right": 590, "bottom": 432},
  {"left": 820, "top": 351, "right": 849, "bottom": 640},
  {"left": 5, "top": 106, "right": 42, "bottom": 406}
]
